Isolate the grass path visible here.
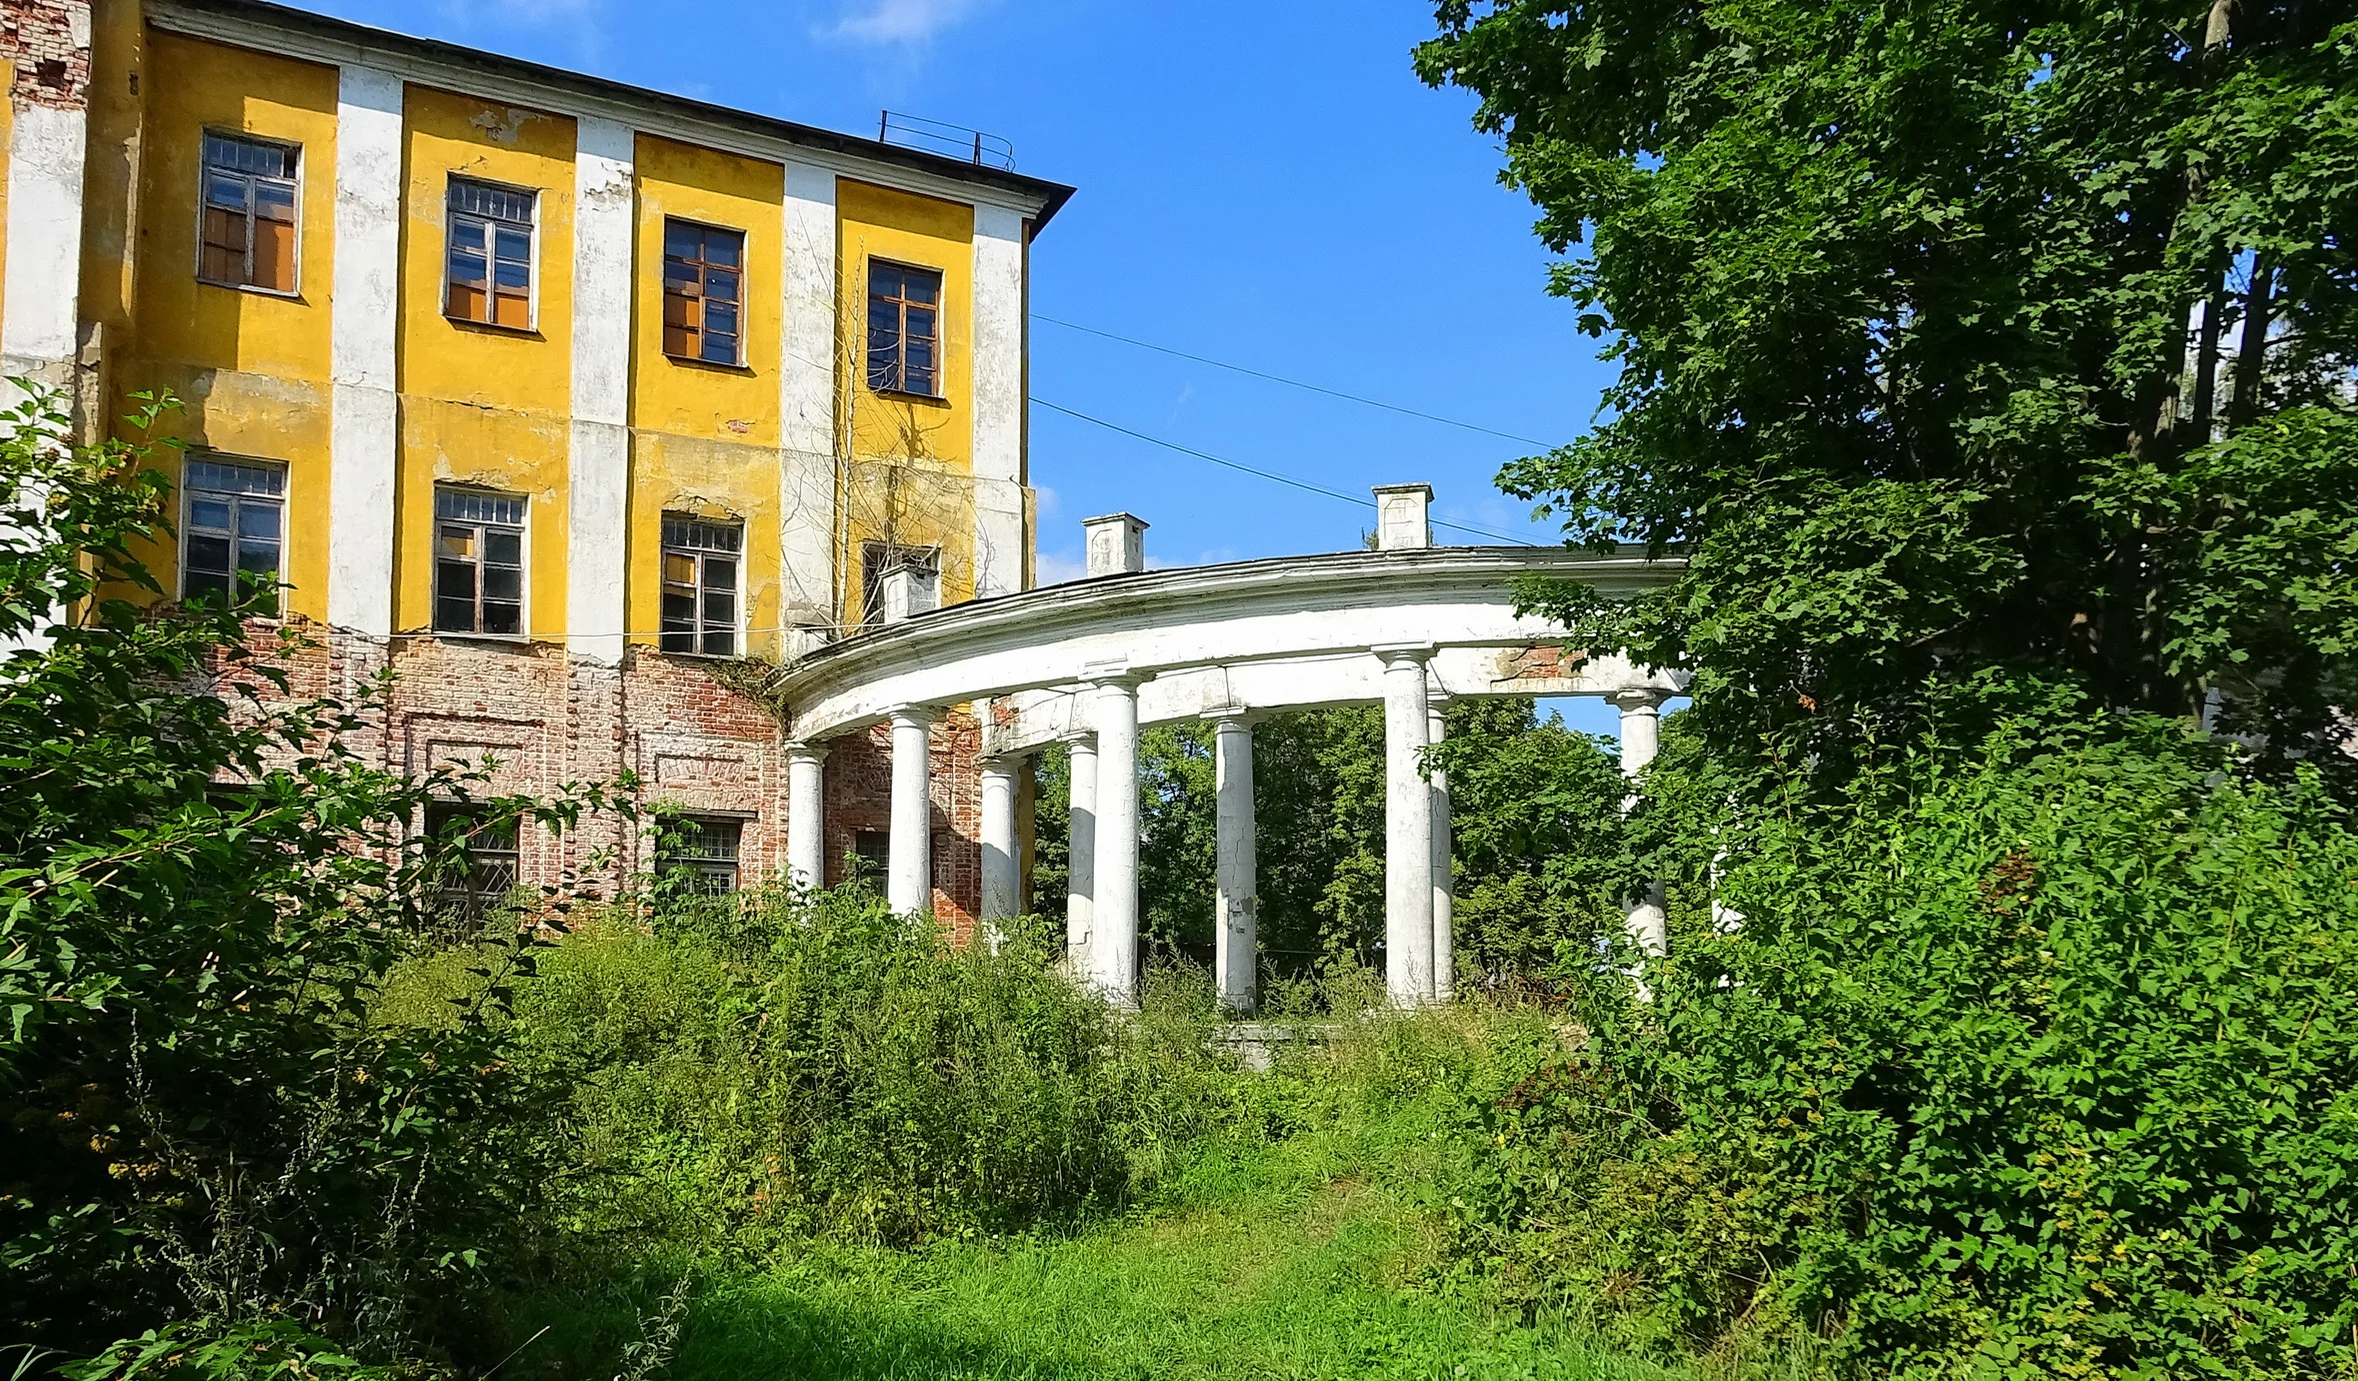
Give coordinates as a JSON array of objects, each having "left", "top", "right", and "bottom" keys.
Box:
[{"left": 657, "top": 1130, "right": 1688, "bottom": 1381}]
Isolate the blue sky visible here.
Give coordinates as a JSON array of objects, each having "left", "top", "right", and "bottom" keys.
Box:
[{"left": 305, "top": 0, "right": 1632, "bottom": 731}]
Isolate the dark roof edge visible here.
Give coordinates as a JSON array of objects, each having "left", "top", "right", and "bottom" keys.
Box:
[{"left": 148, "top": 0, "right": 1077, "bottom": 231}]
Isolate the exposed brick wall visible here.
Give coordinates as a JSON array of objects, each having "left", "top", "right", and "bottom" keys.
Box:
[
  {"left": 818, "top": 709, "right": 987, "bottom": 942},
  {"left": 203, "top": 628, "right": 987, "bottom": 927},
  {"left": 2, "top": 0, "right": 89, "bottom": 108}
]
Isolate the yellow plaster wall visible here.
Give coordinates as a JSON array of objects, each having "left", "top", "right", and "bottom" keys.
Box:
[
  {"left": 835, "top": 179, "right": 975, "bottom": 623},
  {"left": 120, "top": 33, "right": 340, "bottom": 619},
  {"left": 392, "top": 85, "right": 577, "bottom": 640},
  {"left": 625, "top": 133, "right": 787, "bottom": 655}
]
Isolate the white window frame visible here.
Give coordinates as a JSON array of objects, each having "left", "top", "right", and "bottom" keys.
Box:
[
  {"left": 658, "top": 514, "right": 745, "bottom": 657},
  {"left": 179, "top": 454, "right": 288, "bottom": 616},
  {"left": 194, "top": 129, "right": 303, "bottom": 297},
  {"left": 443, "top": 174, "right": 542, "bottom": 332},
  {"left": 431, "top": 486, "right": 530, "bottom": 641}
]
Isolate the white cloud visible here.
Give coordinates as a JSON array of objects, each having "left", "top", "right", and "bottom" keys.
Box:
[
  {"left": 829, "top": 0, "right": 987, "bottom": 45},
  {"left": 1035, "top": 549, "right": 1089, "bottom": 587}
]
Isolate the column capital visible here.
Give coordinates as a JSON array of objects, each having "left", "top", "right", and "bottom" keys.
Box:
[
  {"left": 1081, "top": 661, "right": 1147, "bottom": 691},
  {"left": 1373, "top": 642, "right": 1435, "bottom": 668},
  {"left": 979, "top": 752, "right": 1025, "bottom": 774},
  {"left": 1608, "top": 686, "right": 1669, "bottom": 712},
  {"left": 1060, "top": 726, "right": 1099, "bottom": 747},
  {"left": 887, "top": 704, "right": 942, "bottom": 728},
  {"left": 1208, "top": 706, "right": 1261, "bottom": 732},
  {"left": 785, "top": 740, "right": 830, "bottom": 764}
]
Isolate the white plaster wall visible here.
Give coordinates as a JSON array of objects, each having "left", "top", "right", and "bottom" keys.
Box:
[
  {"left": 0, "top": 102, "right": 88, "bottom": 388},
  {"left": 565, "top": 116, "right": 636, "bottom": 664},
  {"left": 326, "top": 66, "right": 405, "bottom": 637},
  {"left": 778, "top": 163, "right": 838, "bottom": 626},
  {"left": 969, "top": 206, "right": 1027, "bottom": 598}
]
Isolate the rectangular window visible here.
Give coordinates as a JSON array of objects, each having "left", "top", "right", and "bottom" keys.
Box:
[
  {"left": 859, "top": 541, "right": 940, "bottom": 626},
  {"left": 866, "top": 260, "right": 941, "bottom": 396},
  {"left": 850, "top": 829, "right": 890, "bottom": 885},
  {"left": 425, "top": 803, "right": 520, "bottom": 923},
  {"left": 181, "top": 457, "right": 285, "bottom": 613},
  {"left": 433, "top": 487, "right": 526, "bottom": 637},
  {"left": 662, "top": 220, "right": 745, "bottom": 365},
  {"left": 199, "top": 132, "right": 299, "bottom": 292},
  {"left": 660, "top": 515, "right": 741, "bottom": 656},
  {"left": 659, "top": 816, "right": 744, "bottom": 894},
  {"left": 445, "top": 178, "right": 536, "bottom": 329}
]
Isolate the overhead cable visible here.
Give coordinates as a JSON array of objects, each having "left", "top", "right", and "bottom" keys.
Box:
[
  {"left": 1030, "top": 397, "right": 1539, "bottom": 547},
  {"left": 1032, "top": 314, "right": 1559, "bottom": 450}
]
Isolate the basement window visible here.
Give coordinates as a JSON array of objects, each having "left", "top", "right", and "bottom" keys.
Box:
[
  {"left": 445, "top": 177, "right": 536, "bottom": 330},
  {"left": 659, "top": 816, "right": 744, "bottom": 894},
  {"left": 662, "top": 220, "right": 746, "bottom": 365},
  {"left": 425, "top": 803, "right": 521, "bottom": 924},
  {"left": 198, "top": 132, "right": 299, "bottom": 293},
  {"left": 433, "top": 487, "right": 526, "bottom": 637},
  {"left": 180, "top": 456, "right": 285, "bottom": 614},
  {"left": 850, "top": 829, "right": 890, "bottom": 885},
  {"left": 865, "top": 259, "right": 941, "bottom": 397},
  {"left": 659, "top": 515, "right": 742, "bottom": 656}
]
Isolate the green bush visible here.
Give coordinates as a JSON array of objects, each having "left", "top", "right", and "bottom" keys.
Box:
[
  {"left": 1456, "top": 717, "right": 2358, "bottom": 1378},
  {"left": 474, "top": 885, "right": 1242, "bottom": 1256}
]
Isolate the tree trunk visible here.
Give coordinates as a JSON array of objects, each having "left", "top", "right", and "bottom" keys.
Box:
[{"left": 2227, "top": 257, "right": 2275, "bottom": 433}]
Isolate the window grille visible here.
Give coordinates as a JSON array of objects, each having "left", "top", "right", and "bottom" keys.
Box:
[
  {"left": 433, "top": 487, "right": 526, "bottom": 636},
  {"left": 446, "top": 177, "right": 536, "bottom": 329},
  {"left": 661, "top": 220, "right": 746, "bottom": 365},
  {"left": 866, "top": 260, "right": 941, "bottom": 396},
  {"left": 199, "top": 133, "right": 298, "bottom": 292},
  {"left": 660, "top": 515, "right": 742, "bottom": 656},
  {"left": 181, "top": 457, "right": 285, "bottom": 612},
  {"left": 659, "top": 816, "right": 744, "bottom": 894},
  {"left": 424, "top": 803, "right": 520, "bottom": 925}
]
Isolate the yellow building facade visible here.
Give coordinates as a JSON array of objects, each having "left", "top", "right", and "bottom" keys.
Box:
[{"left": 0, "top": 0, "right": 1070, "bottom": 927}]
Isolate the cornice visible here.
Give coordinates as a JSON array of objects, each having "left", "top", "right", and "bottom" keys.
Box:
[
  {"left": 775, "top": 544, "right": 1682, "bottom": 709},
  {"left": 146, "top": 0, "right": 1077, "bottom": 229}
]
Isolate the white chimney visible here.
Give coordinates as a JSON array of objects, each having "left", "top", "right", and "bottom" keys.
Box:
[
  {"left": 1083, "top": 512, "right": 1149, "bottom": 576},
  {"left": 1371, "top": 484, "right": 1434, "bottom": 550},
  {"left": 879, "top": 561, "right": 939, "bottom": 623}
]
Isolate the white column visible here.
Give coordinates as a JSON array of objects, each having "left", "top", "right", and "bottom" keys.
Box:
[
  {"left": 979, "top": 755, "right": 1021, "bottom": 933},
  {"left": 1614, "top": 688, "right": 1669, "bottom": 956},
  {"left": 786, "top": 742, "right": 827, "bottom": 890},
  {"left": 779, "top": 163, "right": 838, "bottom": 642},
  {"left": 566, "top": 116, "right": 635, "bottom": 665},
  {"left": 1088, "top": 675, "right": 1142, "bottom": 1007},
  {"left": 1064, "top": 732, "right": 1097, "bottom": 976},
  {"left": 970, "top": 205, "right": 1028, "bottom": 599},
  {"left": 1427, "top": 698, "right": 1454, "bottom": 1003},
  {"left": 1380, "top": 648, "right": 1435, "bottom": 1006},
  {"left": 324, "top": 65, "right": 402, "bottom": 637},
  {"left": 887, "top": 707, "right": 936, "bottom": 915},
  {"left": 1212, "top": 713, "right": 1258, "bottom": 1015}
]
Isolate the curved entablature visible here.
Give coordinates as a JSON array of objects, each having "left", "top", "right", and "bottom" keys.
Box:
[{"left": 775, "top": 544, "right": 1689, "bottom": 745}]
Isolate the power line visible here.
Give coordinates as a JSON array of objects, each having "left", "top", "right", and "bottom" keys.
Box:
[
  {"left": 1030, "top": 397, "right": 1539, "bottom": 547},
  {"left": 1032, "top": 314, "right": 1560, "bottom": 450}
]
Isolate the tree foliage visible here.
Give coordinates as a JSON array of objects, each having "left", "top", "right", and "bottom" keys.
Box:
[
  {"left": 1417, "top": 0, "right": 2358, "bottom": 777},
  {"left": 1461, "top": 714, "right": 2358, "bottom": 1377},
  {"left": 0, "top": 392, "right": 617, "bottom": 1355}
]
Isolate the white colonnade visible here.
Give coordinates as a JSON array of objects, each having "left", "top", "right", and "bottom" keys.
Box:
[{"left": 771, "top": 487, "right": 1686, "bottom": 1010}]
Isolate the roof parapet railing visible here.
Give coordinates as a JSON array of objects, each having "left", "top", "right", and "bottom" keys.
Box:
[{"left": 877, "top": 109, "right": 1016, "bottom": 170}]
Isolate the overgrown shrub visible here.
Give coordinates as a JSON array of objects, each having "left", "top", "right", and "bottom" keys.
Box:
[
  {"left": 1456, "top": 716, "right": 2358, "bottom": 1378},
  {"left": 450, "top": 885, "right": 1244, "bottom": 1257},
  {"left": 0, "top": 391, "right": 611, "bottom": 1359}
]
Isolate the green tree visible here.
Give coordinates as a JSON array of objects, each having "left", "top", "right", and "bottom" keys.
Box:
[
  {"left": 0, "top": 391, "right": 616, "bottom": 1355},
  {"left": 1417, "top": 0, "right": 2358, "bottom": 778}
]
